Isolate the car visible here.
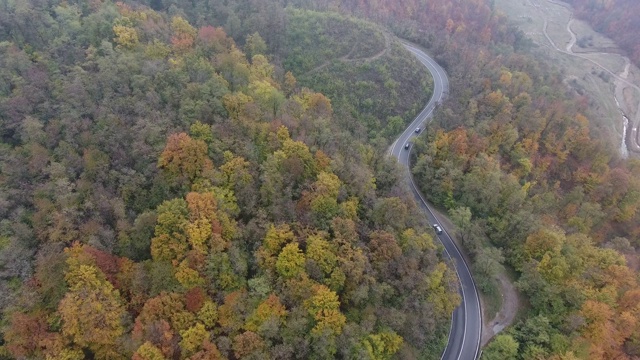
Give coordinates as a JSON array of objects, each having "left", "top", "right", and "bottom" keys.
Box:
[
  {"left": 404, "top": 143, "right": 410, "bottom": 150},
  {"left": 433, "top": 224, "right": 443, "bottom": 235},
  {"left": 415, "top": 127, "right": 421, "bottom": 133}
]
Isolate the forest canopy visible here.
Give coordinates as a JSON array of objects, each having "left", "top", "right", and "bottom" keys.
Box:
[
  {"left": 2, "top": 0, "right": 640, "bottom": 359},
  {"left": 0, "top": 1, "right": 456, "bottom": 359}
]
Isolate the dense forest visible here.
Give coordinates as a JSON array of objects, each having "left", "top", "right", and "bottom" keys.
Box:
[
  {"left": 320, "top": 0, "right": 640, "bottom": 358},
  {"left": 281, "top": 9, "right": 432, "bottom": 140},
  {"left": 564, "top": 0, "right": 640, "bottom": 68},
  {"left": 275, "top": 0, "right": 640, "bottom": 358},
  {"left": 0, "top": 1, "right": 454, "bottom": 359},
  {"left": 194, "top": 0, "right": 640, "bottom": 358},
  {"left": 2, "top": 0, "right": 640, "bottom": 359}
]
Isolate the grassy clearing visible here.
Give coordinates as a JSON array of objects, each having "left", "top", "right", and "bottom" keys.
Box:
[
  {"left": 283, "top": 9, "right": 387, "bottom": 73},
  {"left": 619, "top": 65, "right": 640, "bottom": 123},
  {"left": 569, "top": 18, "right": 619, "bottom": 53}
]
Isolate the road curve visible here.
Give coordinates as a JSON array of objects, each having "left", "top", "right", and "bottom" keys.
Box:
[{"left": 390, "top": 42, "right": 482, "bottom": 360}]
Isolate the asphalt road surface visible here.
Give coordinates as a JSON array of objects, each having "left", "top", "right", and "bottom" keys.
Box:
[{"left": 390, "top": 42, "right": 482, "bottom": 360}]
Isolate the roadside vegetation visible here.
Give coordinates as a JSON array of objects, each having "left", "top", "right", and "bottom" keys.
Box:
[
  {"left": 275, "top": 0, "right": 640, "bottom": 357},
  {"left": 280, "top": 0, "right": 640, "bottom": 357}
]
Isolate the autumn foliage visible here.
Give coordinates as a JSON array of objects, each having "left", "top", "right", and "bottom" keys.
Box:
[
  {"left": 158, "top": 133, "right": 213, "bottom": 184},
  {"left": 0, "top": 3, "right": 451, "bottom": 359},
  {"left": 3, "top": 0, "right": 639, "bottom": 358}
]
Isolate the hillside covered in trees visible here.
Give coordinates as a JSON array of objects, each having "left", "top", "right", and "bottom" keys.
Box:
[
  {"left": 351, "top": 0, "right": 640, "bottom": 359},
  {"left": 2, "top": 0, "right": 640, "bottom": 359},
  {"left": 280, "top": 9, "right": 432, "bottom": 141},
  {"left": 564, "top": 0, "right": 640, "bottom": 68},
  {"left": 0, "top": 1, "right": 456, "bottom": 359},
  {"left": 174, "top": 1, "right": 640, "bottom": 357},
  {"left": 189, "top": 0, "right": 640, "bottom": 358},
  {"left": 307, "top": 0, "right": 640, "bottom": 358}
]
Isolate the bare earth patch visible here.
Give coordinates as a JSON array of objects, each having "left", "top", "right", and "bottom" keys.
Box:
[{"left": 480, "top": 272, "right": 520, "bottom": 347}]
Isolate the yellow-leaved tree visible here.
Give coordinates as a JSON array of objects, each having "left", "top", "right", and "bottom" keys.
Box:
[
  {"left": 113, "top": 24, "right": 139, "bottom": 49},
  {"left": 179, "top": 323, "right": 209, "bottom": 358},
  {"left": 304, "top": 284, "right": 346, "bottom": 336},
  {"left": 158, "top": 133, "right": 213, "bottom": 184},
  {"left": 361, "top": 330, "right": 404, "bottom": 360},
  {"left": 276, "top": 243, "right": 306, "bottom": 279},
  {"left": 58, "top": 245, "right": 128, "bottom": 359},
  {"left": 133, "top": 342, "right": 166, "bottom": 360}
]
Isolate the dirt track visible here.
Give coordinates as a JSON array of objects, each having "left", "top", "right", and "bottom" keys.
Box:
[{"left": 480, "top": 272, "right": 520, "bottom": 347}]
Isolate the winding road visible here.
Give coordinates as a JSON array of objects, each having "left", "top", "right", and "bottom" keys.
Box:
[{"left": 389, "top": 43, "right": 482, "bottom": 360}]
